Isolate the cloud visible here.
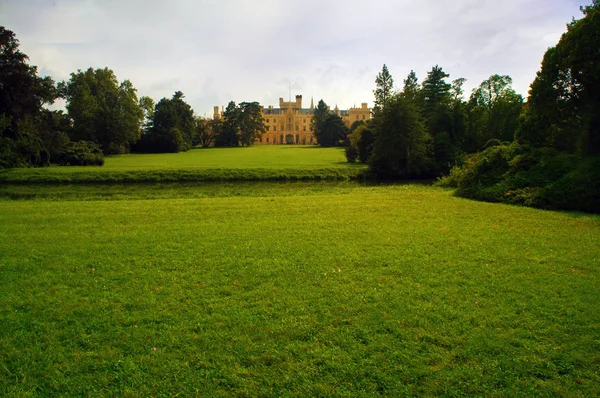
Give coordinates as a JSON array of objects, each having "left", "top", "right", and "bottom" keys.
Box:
[{"left": 1, "top": 0, "right": 584, "bottom": 115}]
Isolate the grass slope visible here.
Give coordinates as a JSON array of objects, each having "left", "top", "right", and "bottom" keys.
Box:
[
  {"left": 1, "top": 185, "right": 599, "bottom": 396},
  {"left": 0, "top": 146, "right": 366, "bottom": 183}
]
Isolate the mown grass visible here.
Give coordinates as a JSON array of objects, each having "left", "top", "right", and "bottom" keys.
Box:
[
  {"left": 0, "top": 146, "right": 366, "bottom": 184},
  {"left": 1, "top": 184, "right": 599, "bottom": 396}
]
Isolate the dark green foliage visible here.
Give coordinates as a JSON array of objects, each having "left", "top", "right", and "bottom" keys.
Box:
[
  {"left": 56, "top": 140, "right": 104, "bottom": 166},
  {"left": 136, "top": 92, "right": 195, "bottom": 153},
  {"left": 518, "top": 1, "right": 600, "bottom": 155},
  {"left": 310, "top": 99, "right": 329, "bottom": 141},
  {"left": 353, "top": 124, "right": 374, "bottom": 163},
  {"left": 0, "top": 26, "right": 58, "bottom": 168},
  {"left": 215, "top": 101, "right": 240, "bottom": 147},
  {"left": 311, "top": 100, "right": 348, "bottom": 147},
  {"left": 196, "top": 118, "right": 219, "bottom": 148},
  {"left": 369, "top": 94, "right": 431, "bottom": 178},
  {"left": 441, "top": 2, "right": 600, "bottom": 213},
  {"left": 344, "top": 145, "right": 358, "bottom": 162},
  {"left": 373, "top": 64, "right": 394, "bottom": 114},
  {"left": 438, "top": 143, "right": 600, "bottom": 213},
  {"left": 60, "top": 68, "right": 143, "bottom": 154},
  {"left": 350, "top": 119, "right": 365, "bottom": 132},
  {"left": 420, "top": 66, "right": 460, "bottom": 174},
  {"left": 402, "top": 70, "right": 420, "bottom": 104},
  {"left": 238, "top": 101, "right": 266, "bottom": 146},
  {"left": 317, "top": 114, "right": 348, "bottom": 147},
  {"left": 465, "top": 75, "right": 523, "bottom": 153},
  {"left": 213, "top": 101, "right": 267, "bottom": 147}
]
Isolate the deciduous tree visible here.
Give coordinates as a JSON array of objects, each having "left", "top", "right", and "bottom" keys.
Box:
[{"left": 60, "top": 67, "right": 143, "bottom": 154}]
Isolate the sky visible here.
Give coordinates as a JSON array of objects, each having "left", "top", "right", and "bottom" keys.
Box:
[{"left": 1, "top": 0, "right": 585, "bottom": 117}]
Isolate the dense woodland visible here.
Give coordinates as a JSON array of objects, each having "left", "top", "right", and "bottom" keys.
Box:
[{"left": 0, "top": 1, "right": 598, "bottom": 212}]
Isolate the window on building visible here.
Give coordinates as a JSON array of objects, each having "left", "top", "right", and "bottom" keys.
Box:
[
  {"left": 266, "top": 118, "right": 269, "bottom": 123},
  {"left": 362, "top": 115, "right": 365, "bottom": 120},
  {"left": 266, "top": 137, "right": 269, "bottom": 143},
  {"left": 303, "top": 119, "right": 306, "bottom": 123},
  {"left": 295, "top": 125, "right": 299, "bottom": 131},
  {"left": 303, "top": 126, "right": 306, "bottom": 131},
  {"left": 288, "top": 118, "right": 291, "bottom": 123},
  {"left": 356, "top": 115, "right": 359, "bottom": 120},
  {"left": 266, "top": 126, "right": 270, "bottom": 131},
  {"left": 274, "top": 126, "right": 277, "bottom": 131}
]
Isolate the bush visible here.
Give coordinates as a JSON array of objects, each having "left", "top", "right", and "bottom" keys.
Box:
[
  {"left": 437, "top": 142, "right": 600, "bottom": 213},
  {"left": 57, "top": 141, "right": 104, "bottom": 166},
  {"left": 345, "top": 146, "right": 359, "bottom": 163}
]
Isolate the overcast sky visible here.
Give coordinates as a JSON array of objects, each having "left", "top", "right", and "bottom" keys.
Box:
[{"left": 1, "top": 0, "right": 585, "bottom": 117}]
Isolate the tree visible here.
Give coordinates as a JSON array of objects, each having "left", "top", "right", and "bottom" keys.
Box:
[
  {"left": 369, "top": 94, "right": 431, "bottom": 178},
  {"left": 60, "top": 67, "right": 143, "bottom": 154},
  {"left": 215, "top": 101, "right": 240, "bottom": 147},
  {"left": 421, "top": 65, "right": 451, "bottom": 118},
  {"left": 351, "top": 123, "right": 375, "bottom": 163},
  {"left": 137, "top": 91, "right": 195, "bottom": 153},
  {"left": 402, "top": 70, "right": 420, "bottom": 103},
  {"left": 238, "top": 101, "right": 266, "bottom": 146},
  {"left": 518, "top": 0, "right": 600, "bottom": 155},
  {"left": 465, "top": 75, "right": 523, "bottom": 151},
  {"left": 171, "top": 91, "right": 196, "bottom": 147},
  {"left": 196, "top": 117, "right": 219, "bottom": 148},
  {"left": 421, "top": 65, "right": 456, "bottom": 172},
  {"left": 138, "top": 95, "right": 154, "bottom": 134},
  {"left": 311, "top": 100, "right": 328, "bottom": 133},
  {"left": 317, "top": 113, "right": 348, "bottom": 147},
  {"left": 0, "top": 26, "right": 58, "bottom": 168},
  {"left": 451, "top": 78, "right": 467, "bottom": 101},
  {"left": 373, "top": 64, "right": 394, "bottom": 113}
]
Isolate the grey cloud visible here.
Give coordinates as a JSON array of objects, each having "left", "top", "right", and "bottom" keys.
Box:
[{"left": 1, "top": 0, "right": 585, "bottom": 115}]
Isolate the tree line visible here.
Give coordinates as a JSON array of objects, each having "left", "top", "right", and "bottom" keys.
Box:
[
  {"left": 344, "top": 65, "right": 523, "bottom": 178},
  {"left": 0, "top": 26, "right": 271, "bottom": 168},
  {"left": 344, "top": 1, "right": 598, "bottom": 212}
]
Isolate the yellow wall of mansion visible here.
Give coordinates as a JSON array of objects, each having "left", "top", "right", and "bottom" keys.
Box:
[{"left": 214, "top": 95, "right": 370, "bottom": 145}]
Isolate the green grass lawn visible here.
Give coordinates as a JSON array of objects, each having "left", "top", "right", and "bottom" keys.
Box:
[
  {"left": 102, "top": 146, "right": 353, "bottom": 170},
  {"left": 0, "top": 146, "right": 366, "bottom": 184},
  {"left": 1, "top": 184, "right": 599, "bottom": 396}
]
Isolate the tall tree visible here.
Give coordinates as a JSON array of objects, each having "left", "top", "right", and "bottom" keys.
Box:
[
  {"left": 215, "top": 101, "right": 240, "bottom": 147},
  {"left": 369, "top": 94, "right": 431, "bottom": 178},
  {"left": 402, "top": 70, "right": 420, "bottom": 103},
  {"left": 318, "top": 113, "right": 348, "bottom": 147},
  {"left": 138, "top": 95, "right": 155, "bottom": 134},
  {"left": 451, "top": 78, "right": 467, "bottom": 101},
  {"left": 421, "top": 65, "right": 455, "bottom": 171},
  {"left": 171, "top": 91, "right": 196, "bottom": 147},
  {"left": 311, "top": 99, "right": 329, "bottom": 145},
  {"left": 0, "top": 26, "right": 57, "bottom": 167},
  {"left": 238, "top": 101, "right": 266, "bottom": 146},
  {"left": 373, "top": 64, "right": 394, "bottom": 113},
  {"left": 421, "top": 65, "right": 451, "bottom": 117},
  {"left": 465, "top": 75, "right": 523, "bottom": 151},
  {"left": 61, "top": 67, "right": 143, "bottom": 154},
  {"left": 136, "top": 91, "right": 195, "bottom": 153},
  {"left": 196, "top": 117, "right": 220, "bottom": 148},
  {"left": 518, "top": 0, "right": 600, "bottom": 155}
]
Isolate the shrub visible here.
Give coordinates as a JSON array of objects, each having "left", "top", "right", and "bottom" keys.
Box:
[
  {"left": 57, "top": 141, "right": 104, "bottom": 166},
  {"left": 345, "top": 146, "right": 359, "bottom": 163}
]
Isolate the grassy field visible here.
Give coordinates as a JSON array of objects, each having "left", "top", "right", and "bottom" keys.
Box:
[
  {"left": 1, "top": 184, "right": 599, "bottom": 396},
  {"left": 0, "top": 146, "right": 366, "bottom": 183}
]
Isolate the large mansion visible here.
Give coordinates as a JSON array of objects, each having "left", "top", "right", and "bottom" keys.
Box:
[{"left": 214, "top": 95, "right": 371, "bottom": 145}]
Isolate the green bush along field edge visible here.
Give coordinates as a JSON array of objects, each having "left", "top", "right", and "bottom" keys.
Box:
[{"left": 0, "top": 167, "right": 367, "bottom": 184}]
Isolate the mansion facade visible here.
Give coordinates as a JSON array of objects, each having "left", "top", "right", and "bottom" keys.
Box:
[{"left": 214, "top": 95, "right": 370, "bottom": 145}]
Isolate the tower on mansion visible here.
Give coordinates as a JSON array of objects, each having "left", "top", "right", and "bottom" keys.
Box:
[{"left": 214, "top": 95, "right": 371, "bottom": 145}]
